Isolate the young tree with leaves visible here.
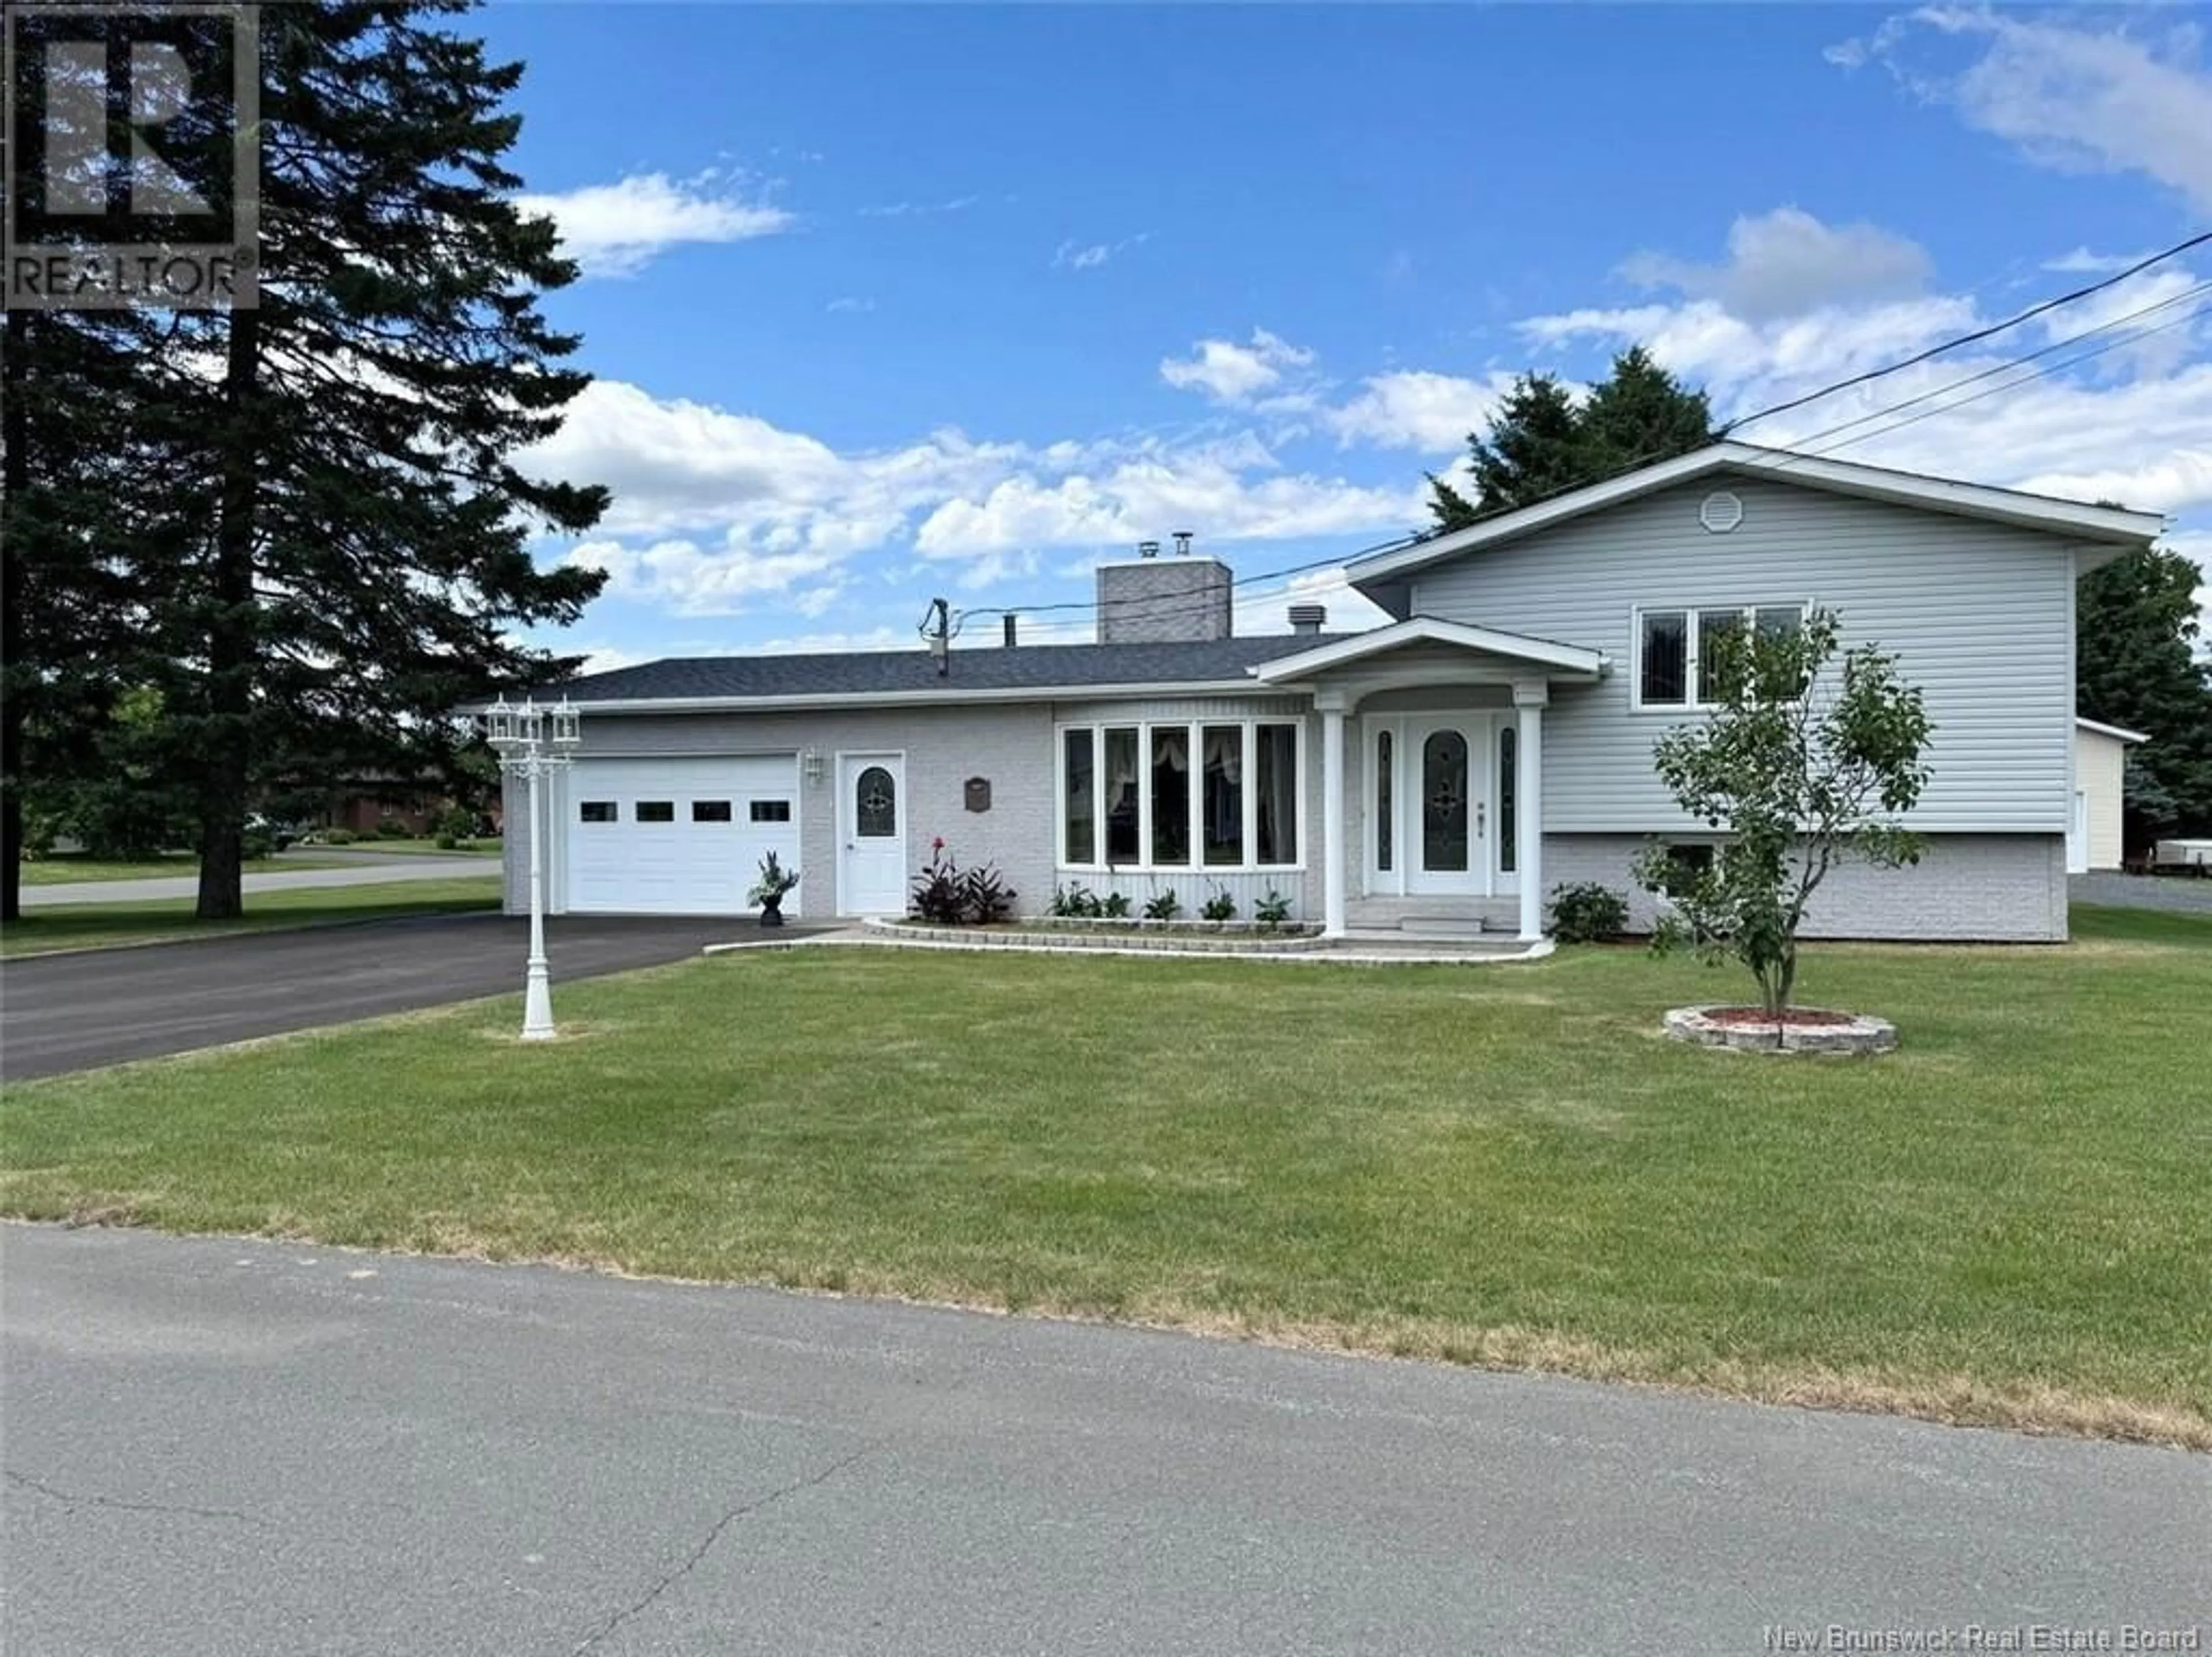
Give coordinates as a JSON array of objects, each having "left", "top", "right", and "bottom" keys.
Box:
[
  {"left": 1426, "top": 346, "right": 1717, "bottom": 533},
  {"left": 1635, "top": 609, "right": 1934, "bottom": 1024}
]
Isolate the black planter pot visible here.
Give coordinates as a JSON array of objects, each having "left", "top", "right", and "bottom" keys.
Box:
[{"left": 758, "top": 898, "right": 786, "bottom": 928}]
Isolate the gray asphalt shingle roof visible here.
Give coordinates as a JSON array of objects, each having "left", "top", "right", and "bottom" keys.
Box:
[{"left": 553, "top": 634, "right": 1358, "bottom": 703}]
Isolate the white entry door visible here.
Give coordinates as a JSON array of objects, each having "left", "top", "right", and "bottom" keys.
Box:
[
  {"left": 838, "top": 754, "right": 907, "bottom": 915},
  {"left": 1406, "top": 718, "right": 1491, "bottom": 895}
]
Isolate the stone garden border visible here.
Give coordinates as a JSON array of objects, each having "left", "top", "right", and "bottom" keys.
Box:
[{"left": 1663, "top": 1004, "right": 1898, "bottom": 1056}]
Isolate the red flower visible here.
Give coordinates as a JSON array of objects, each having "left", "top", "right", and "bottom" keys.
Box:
[{"left": 933, "top": 837, "right": 945, "bottom": 851}]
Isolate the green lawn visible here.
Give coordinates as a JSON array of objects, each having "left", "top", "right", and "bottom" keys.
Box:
[
  {"left": 4, "top": 903, "right": 2206, "bottom": 1446},
  {"left": 20, "top": 852, "right": 358, "bottom": 885},
  {"left": 0, "top": 877, "right": 502, "bottom": 956}
]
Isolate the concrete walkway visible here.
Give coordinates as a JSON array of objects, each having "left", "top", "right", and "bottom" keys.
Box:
[
  {"left": 20, "top": 856, "right": 490, "bottom": 908},
  {"left": 5, "top": 1225, "right": 2203, "bottom": 1657}
]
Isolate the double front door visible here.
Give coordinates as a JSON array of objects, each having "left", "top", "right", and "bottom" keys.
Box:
[{"left": 1369, "top": 714, "right": 1518, "bottom": 897}]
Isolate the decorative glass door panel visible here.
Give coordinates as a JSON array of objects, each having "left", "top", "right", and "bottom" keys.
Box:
[{"left": 1422, "top": 731, "right": 1469, "bottom": 872}]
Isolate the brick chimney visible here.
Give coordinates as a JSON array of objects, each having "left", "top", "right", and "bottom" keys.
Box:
[{"left": 1096, "top": 535, "right": 1232, "bottom": 644}]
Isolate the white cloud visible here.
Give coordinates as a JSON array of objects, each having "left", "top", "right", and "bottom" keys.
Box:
[
  {"left": 514, "top": 170, "right": 793, "bottom": 278},
  {"left": 1620, "top": 207, "right": 1933, "bottom": 322},
  {"left": 825, "top": 296, "right": 876, "bottom": 313},
  {"left": 1053, "top": 232, "right": 1151, "bottom": 271},
  {"left": 522, "top": 380, "right": 1425, "bottom": 615},
  {"left": 1159, "top": 329, "right": 1317, "bottom": 406},
  {"left": 1848, "top": 8, "right": 2212, "bottom": 213},
  {"left": 1325, "top": 370, "right": 1513, "bottom": 452},
  {"left": 858, "top": 196, "right": 978, "bottom": 218},
  {"left": 2044, "top": 247, "right": 2158, "bottom": 275}
]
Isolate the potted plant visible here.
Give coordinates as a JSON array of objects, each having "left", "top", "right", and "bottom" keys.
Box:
[{"left": 748, "top": 850, "right": 801, "bottom": 928}]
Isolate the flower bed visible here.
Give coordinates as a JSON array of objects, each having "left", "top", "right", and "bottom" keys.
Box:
[
  {"left": 874, "top": 918, "right": 1319, "bottom": 953},
  {"left": 1663, "top": 1004, "right": 1897, "bottom": 1055}
]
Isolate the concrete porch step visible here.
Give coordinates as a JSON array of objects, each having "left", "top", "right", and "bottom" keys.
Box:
[{"left": 1345, "top": 896, "right": 1518, "bottom": 935}]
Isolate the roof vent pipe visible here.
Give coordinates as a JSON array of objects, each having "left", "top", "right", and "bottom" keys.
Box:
[
  {"left": 1172, "top": 529, "right": 1194, "bottom": 557},
  {"left": 1137, "top": 539, "right": 1160, "bottom": 559},
  {"left": 1287, "top": 603, "right": 1327, "bottom": 635},
  {"left": 1002, "top": 614, "right": 1018, "bottom": 648}
]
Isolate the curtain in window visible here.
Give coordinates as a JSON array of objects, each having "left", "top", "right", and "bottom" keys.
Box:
[
  {"left": 1152, "top": 728, "right": 1191, "bottom": 864},
  {"left": 1202, "top": 725, "right": 1243, "bottom": 865},
  {"left": 1104, "top": 728, "right": 1139, "bottom": 863}
]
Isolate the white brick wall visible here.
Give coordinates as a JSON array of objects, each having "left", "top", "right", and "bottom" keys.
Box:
[{"left": 1539, "top": 833, "right": 2069, "bottom": 941}]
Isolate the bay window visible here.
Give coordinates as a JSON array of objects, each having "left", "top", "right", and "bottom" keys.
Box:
[{"left": 1058, "top": 718, "right": 1301, "bottom": 871}]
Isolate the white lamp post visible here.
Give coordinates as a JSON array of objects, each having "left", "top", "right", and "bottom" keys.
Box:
[{"left": 485, "top": 693, "right": 581, "bottom": 1041}]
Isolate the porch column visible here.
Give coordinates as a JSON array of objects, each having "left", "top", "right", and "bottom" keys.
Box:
[
  {"left": 1319, "top": 690, "right": 1348, "bottom": 937},
  {"left": 1514, "top": 679, "right": 1546, "bottom": 941}
]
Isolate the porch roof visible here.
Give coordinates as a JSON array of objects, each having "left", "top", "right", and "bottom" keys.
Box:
[{"left": 1247, "top": 615, "right": 1608, "bottom": 686}]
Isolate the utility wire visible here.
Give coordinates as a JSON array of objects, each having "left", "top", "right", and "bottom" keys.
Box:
[
  {"left": 941, "top": 236, "right": 2209, "bottom": 643},
  {"left": 1725, "top": 229, "right": 2210, "bottom": 432}
]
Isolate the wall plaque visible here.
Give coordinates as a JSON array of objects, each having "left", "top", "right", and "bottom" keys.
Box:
[{"left": 964, "top": 777, "right": 991, "bottom": 813}]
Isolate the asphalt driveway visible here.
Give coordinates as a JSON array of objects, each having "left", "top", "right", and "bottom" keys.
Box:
[
  {"left": 0, "top": 914, "right": 799, "bottom": 1079},
  {"left": 4, "top": 1225, "right": 2204, "bottom": 1657}
]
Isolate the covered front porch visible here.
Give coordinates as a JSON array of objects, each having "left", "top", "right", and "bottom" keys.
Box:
[{"left": 1252, "top": 618, "right": 1609, "bottom": 941}]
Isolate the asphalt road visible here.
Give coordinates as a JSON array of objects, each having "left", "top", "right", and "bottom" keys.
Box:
[
  {"left": 0, "top": 914, "right": 763, "bottom": 1078},
  {"left": 3, "top": 1226, "right": 2205, "bottom": 1657},
  {"left": 20, "top": 854, "right": 487, "bottom": 907}
]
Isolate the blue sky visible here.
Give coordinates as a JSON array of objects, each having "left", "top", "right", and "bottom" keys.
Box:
[{"left": 478, "top": 3, "right": 2212, "bottom": 668}]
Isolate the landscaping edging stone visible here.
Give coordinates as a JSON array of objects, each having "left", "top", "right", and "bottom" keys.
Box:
[
  {"left": 1663, "top": 1005, "right": 1898, "bottom": 1055},
  {"left": 872, "top": 918, "right": 1317, "bottom": 954}
]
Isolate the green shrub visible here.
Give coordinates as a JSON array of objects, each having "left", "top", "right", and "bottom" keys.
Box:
[
  {"left": 434, "top": 805, "right": 478, "bottom": 842},
  {"left": 323, "top": 828, "right": 356, "bottom": 846},
  {"left": 374, "top": 818, "right": 411, "bottom": 839},
  {"left": 1141, "top": 890, "right": 1180, "bottom": 921},
  {"left": 241, "top": 830, "right": 275, "bottom": 862},
  {"left": 1199, "top": 887, "right": 1237, "bottom": 922},
  {"left": 1253, "top": 888, "right": 1292, "bottom": 932},
  {"left": 1100, "top": 891, "right": 1131, "bottom": 918},
  {"left": 433, "top": 832, "right": 459, "bottom": 850},
  {"left": 1548, "top": 882, "right": 1629, "bottom": 944}
]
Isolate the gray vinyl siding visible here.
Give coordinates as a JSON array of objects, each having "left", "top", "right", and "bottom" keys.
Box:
[
  {"left": 1407, "top": 476, "right": 2082, "bottom": 835},
  {"left": 1544, "top": 833, "right": 2069, "bottom": 942}
]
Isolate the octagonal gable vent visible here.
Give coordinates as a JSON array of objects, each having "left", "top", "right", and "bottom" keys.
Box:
[{"left": 1699, "top": 490, "right": 1745, "bottom": 534}]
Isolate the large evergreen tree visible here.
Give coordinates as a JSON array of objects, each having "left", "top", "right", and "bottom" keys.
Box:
[
  {"left": 144, "top": 1, "right": 609, "bottom": 917},
  {"left": 1427, "top": 347, "right": 1717, "bottom": 534},
  {"left": 2077, "top": 548, "right": 2212, "bottom": 844}
]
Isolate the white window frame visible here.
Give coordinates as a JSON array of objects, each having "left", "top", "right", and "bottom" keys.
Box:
[
  {"left": 1054, "top": 717, "right": 1305, "bottom": 874},
  {"left": 1630, "top": 601, "right": 1808, "bottom": 713}
]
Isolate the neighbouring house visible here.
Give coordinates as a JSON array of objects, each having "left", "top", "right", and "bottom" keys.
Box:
[
  {"left": 495, "top": 443, "right": 2163, "bottom": 941},
  {"left": 2070, "top": 718, "right": 2149, "bottom": 873}
]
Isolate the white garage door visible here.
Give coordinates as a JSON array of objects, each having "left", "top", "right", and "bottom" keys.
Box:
[{"left": 565, "top": 755, "right": 800, "bottom": 915}]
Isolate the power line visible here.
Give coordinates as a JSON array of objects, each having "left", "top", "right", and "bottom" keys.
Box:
[
  {"left": 1806, "top": 299, "right": 2211, "bottom": 460},
  {"left": 1778, "top": 279, "right": 2212, "bottom": 453},
  {"left": 940, "top": 237, "right": 2210, "bottom": 645},
  {"left": 1725, "top": 229, "right": 2211, "bottom": 433}
]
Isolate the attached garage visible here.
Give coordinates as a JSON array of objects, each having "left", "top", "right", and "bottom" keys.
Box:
[{"left": 565, "top": 755, "right": 800, "bottom": 914}]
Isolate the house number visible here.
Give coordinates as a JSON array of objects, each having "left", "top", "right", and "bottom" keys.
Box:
[{"left": 964, "top": 777, "right": 991, "bottom": 813}]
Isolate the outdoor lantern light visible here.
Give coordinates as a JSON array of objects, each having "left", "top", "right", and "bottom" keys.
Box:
[
  {"left": 802, "top": 748, "right": 824, "bottom": 786},
  {"left": 487, "top": 690, "right": 578, "bottom": 1042}
]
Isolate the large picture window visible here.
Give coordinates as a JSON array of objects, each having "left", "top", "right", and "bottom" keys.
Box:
[
  {"left": 1059, "top": 718, "right": 1300, "bottom": 871},
  {"left": 1637, "top": 603, "right": 1805, "bottom": 710}
]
